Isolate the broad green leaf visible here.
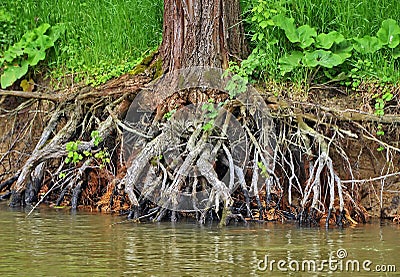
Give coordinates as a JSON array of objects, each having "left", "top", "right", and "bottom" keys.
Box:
[
  {"left": 262, "top": 10, "right": 271, "bottom": 19},
  {"left": 3, "top": 45, "right": 24, "bottom": 62},
  {"left": 202, "top": 121, "right": 214, "bottom": 132},
  {"left": 66, "top": 141, "right": 78, "bottom": 151},
  {"left": 315, "top": 31, "right": 345, "bottom": 49},
  {"left": 273, "top": 14, "right": 299, "bottom": 43},
  {"left": 331, "top": 40, "right": 353, "bottom": 60},
  {"left": 21, "top": 31, "right": 37, "bottom": 43},
  {"left": 377, "top": 19, "right": 400, "bottom": 48},
  {"left": 259, "top": 21, "right": 268, "bottom": 28},
  {"left": 303, "top": 51, "right": 322, "bottom": 67},
  {"left": 297, "top": 25, "right": 317, "bottom": 48},
  {"left": 382, "top": 92, "right": 393, "bottom": 101},
  {"left": 34, "top": 23, "right": 51, "bottom": 36},
  {"left": 35, "top": 34, "right": 54, "bottom": 50},
  {"left": 279, "top": 51, "right": 303, "bottom": 75},
  {"left": 303, "top": 50, "right": 344, "bottom": 68},
  {"left": 252, "top": 33, "right": 265, "bottom": 42},
  {"left": 393, "top": 46, "right": 400, "bottom": 59},
  {"left": 25, "top": 47, "right": 46, "bottom": 66},
  {"left": 259, "top": 20, "right": 274, "bottom": 28},
  {"left": 20, "top": 24, "right": 50, "bottom": 44},
  {"left": 318, "top": 53, "right": 344, "bottom": 68},
  {"left": 353, "top": 36, "right": 382, "bottom": 54},
  {"left": 1, "top": 62, "right": 29, "bottom": 88}
]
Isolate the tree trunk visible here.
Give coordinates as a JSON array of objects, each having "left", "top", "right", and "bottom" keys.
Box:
[{"left": 160, "top": 0, "right": 248, "bottom": 72}]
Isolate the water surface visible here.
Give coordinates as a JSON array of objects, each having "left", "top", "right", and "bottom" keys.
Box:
[{"left": 0, "top": 203, "right": 398, "bottom": 276}]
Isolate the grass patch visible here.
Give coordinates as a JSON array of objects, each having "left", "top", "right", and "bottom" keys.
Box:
[
  {"left": 242, "top": 0, "right": 400, "bottom": 86},
  {"left": 2, "top": 0, "right": 400, "bottom": 88},
  {"left": 1, "top": 0, "right": 163, "bottom": 85},
  {"left": 286, "top": 0, "right": 400, "bottom": 37}
]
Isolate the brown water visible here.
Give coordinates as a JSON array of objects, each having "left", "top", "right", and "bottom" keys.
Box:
[{"left": 0, "top": 203, "right": 398, "bottom": 276}]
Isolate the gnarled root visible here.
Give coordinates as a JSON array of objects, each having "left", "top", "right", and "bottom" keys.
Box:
[{"left": 2, "top": 70, "right": 396, "bottom": 226}]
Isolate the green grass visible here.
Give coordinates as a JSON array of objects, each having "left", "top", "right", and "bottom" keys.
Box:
[
  {"left": 286, "top": 0, "right": 400, "bottom": 37},
  {"left": 1, "top": 0, "right": 163, "bottom": 84},
  {"left": 1, "top": 0, "right": 400, "bottom": 87},
  {"left": 242, "top": 0, "right": 400, "bottom": 85}
]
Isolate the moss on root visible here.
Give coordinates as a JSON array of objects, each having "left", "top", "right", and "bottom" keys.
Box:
[{"left": 129, "top": 50, "right": 163, "bottom": 78}]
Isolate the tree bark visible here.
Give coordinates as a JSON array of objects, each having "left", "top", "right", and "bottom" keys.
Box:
[{"left": 160, "top": 0, "right": 248, "bottom": 72}]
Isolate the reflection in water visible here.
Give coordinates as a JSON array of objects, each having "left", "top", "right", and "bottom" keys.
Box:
[{"left": 0, "top": 203, "right": 398, "bottom": 276}]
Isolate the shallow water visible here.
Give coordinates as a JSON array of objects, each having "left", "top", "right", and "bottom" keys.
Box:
[{"left": 0, "top": 203, "right": 398, "bottom": 276}]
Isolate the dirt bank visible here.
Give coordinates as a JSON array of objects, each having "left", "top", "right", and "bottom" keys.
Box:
[{"left": 0, "top": 66, "right": 399, "bottom": 225}]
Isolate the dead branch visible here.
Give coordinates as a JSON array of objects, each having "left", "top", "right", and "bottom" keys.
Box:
[{"left": 0, "top": 89, "right": 63, "bottom": 102}]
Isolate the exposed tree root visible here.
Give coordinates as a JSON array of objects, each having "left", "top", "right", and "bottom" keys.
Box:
[{"left": 0, "top": 66, "right": 399, "bottom": 227}]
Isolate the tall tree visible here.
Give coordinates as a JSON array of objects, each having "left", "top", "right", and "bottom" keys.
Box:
[{"left": 160, "top": 0, "right": 248, "bottom": 72}]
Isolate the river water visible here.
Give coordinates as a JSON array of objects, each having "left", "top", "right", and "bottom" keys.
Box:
[{"left": 0, "top": 203, "right": 398, "bottom": 276}]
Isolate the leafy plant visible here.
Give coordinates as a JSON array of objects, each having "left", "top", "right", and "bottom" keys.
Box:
[
  {"left": 250, "top": 0, "right": 279, "bottom": 43},
  {"left": 373, "top": 87, "right": 393, "bottom": 152},
  {"left": 257, "top": 161, "right": 269, "bottom": 178},
  {"left": 342, "top": 59, "right": 375, "bottom": 90},
  {"left": 64, "top": 130, "right": 110, "bottom": 166},
  {"left": 247, "top": 3, "right": 354, "bottom": 82},
  {"left": 278, "top": 51, "right": 303, "bottom": 75},
  {"left": 273, "top": 14, "right": 317, "bottom": 48},
  {"left": 373, "top": 90, "right": 393, "bottom": 116},
  {"left": 303, "top": 50, "right": 344, "bottom": 68},
  {"left": 201, "top": 99, "right": 219, "bottom": 132},
  {"left": 0, "top": 23, "right": 64, "bottom": 88},
  {"left": 163, "top": 109, "right": 176, "bottom": 120},
  {"left": 315, "top": 31, "right": 345, "bottom": 49},
  {"left": 150, "top": 155, "right": 163, "bottom": 166},
  {"left": 353, "top": 36, "right": 382, "bottom": 54},
  {"left": 244, "top": 1, "right": 400, "bottom": 87},
  {"left": 223, "top": 61, "right": 251, "bottom": 99},
  {"left": 91, "top": 130, "right": 102, "bottom": 147},
  {"left": 65, "top": 141, "right": 83, "bottom": 165},
  {"left": 94, "top": 150, "right": 110, "bottom": 167},
  {"left": 377, "top": 19, "right": 400, "bottom": 49},
  {"left": 377, "top": 146, "right": 385, "bottom": 152},
  {"left": 376, "top": 124, "right": 385, "bottom": 136},
  {"left": 225, "top": 74, "right": 249, "bottom": 99}
]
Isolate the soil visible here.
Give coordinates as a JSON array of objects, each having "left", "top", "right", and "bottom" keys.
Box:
[
  {"left": 300, "top": 84, "right": 400, "bottom": 218},
  {"left": 0, "top": 66, "right": 399, "bottom": 224}
]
